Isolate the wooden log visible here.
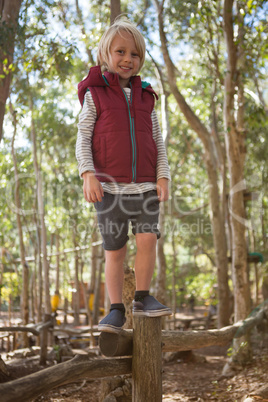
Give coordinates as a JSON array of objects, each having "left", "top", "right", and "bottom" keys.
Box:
[
  {"left": 132, "top": 316, "right": 162, "bottom": 402},
  {"left": 99, "top": 330, "right": 133, "bottom": 357},
  {"left": 0, "top": 319, "right": 55, "bottom": 353},
  {"left": 162, "top": 308, "right": 266, "bottom": 352},
  {"left": 162, "top": 327, "right": 235, "bottom": 352},
  {"left": 53, "top": 326, "right": 99, "bottom": 336},
  {"left": 0, "top": 355, "right": 132, "bottom": 402},
  {"left": 0, "top": 327, "right": 40, "bottom": 336},
  {"left": 35, "top": 319, "right": 54, "bottom": 333},
  {"left": 100, "top": 308, "right": 267, "bottom": 357},
  {"left": 98, "top": 326, "right": 237, "bottom": 357}
]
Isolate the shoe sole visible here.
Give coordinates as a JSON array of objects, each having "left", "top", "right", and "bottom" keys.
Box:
[
  {"left": 98, "top": 324, "right": 123, "bottom": 334},
  {"left": 132, "top": 309, "right": 172, "bottom": 317}
]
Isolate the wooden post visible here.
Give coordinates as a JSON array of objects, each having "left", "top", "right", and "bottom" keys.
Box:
[
  {"left": 39, "top": 314, "right": 51, "bottom": 365},
  {"left": 132, "top": 316, "right": 162, "bottom": 402},
  {"left": 64, "top": 298, "right": 68, "bottom": 325},
  {"left": 12, "top": 332, "right": 17, "bottom": 351}
]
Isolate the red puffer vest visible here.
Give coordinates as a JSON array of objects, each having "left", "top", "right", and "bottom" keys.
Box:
[{"left": 78, "top": 66, "right": 159, "bottom": 183}]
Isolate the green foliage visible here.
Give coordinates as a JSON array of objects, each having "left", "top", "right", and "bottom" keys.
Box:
[
  {"left": 187, "top": 271, "right": 217, "bottom": 302},
  {"left": 1, "top": 273, "right": 21, "bottom": 303}
]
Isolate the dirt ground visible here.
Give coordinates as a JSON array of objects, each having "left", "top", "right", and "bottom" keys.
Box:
[{"left": 2, "top": 334, "right": 268, "bottom": 402}]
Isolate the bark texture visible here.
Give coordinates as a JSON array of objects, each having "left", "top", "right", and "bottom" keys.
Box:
[
  {"left": 132, "top": 316, "right": 162, "bottom": 402},
  {"left": 223, "top": 0, "right": 251, "bottom": 362},
  {"left": 122, "top": 265, "right": 136, "bottom": 329},
  {"left": 156, "top": 202, "right": 168, "bottom": 305},
  {"left": 28, "top": 84, "right": 51, "bottom": 314},
  {"left": 110, "top": 0, "right": 121, "bottom": 25},
  {"left": 0, "top": 355, "right": 132, "bottom": 402},
  {"left": 10, "top": 103, "right": 29, "bottom": 345},
  {"left": 0, "top": 0, "right": 23, "bottom": 141},
  {"left": 98, "top": 305, "right": 266, "bottom": 357},
  {"left": 154, "top": 0, "right": 230, "bottom": 327}
]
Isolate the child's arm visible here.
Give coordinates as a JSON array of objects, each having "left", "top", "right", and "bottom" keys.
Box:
[
  {"left": 76, "top": 91, "right": 104, "bottom": 203},
  {"left": 151, "top": 109, "right": 171, "bottom": 202},
  {"left": 76, "top": 91, "right": 96, "bottom": 177}
]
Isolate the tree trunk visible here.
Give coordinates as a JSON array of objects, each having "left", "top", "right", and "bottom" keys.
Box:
[
  {"left": 0, "top": 0, "right": 23, "bottom": 141},
  {"left": 29, "top": 269, "right": 35, "bottom": 322},
  {"left": 72, "top": 223, "right": 80, "bottom": 326},
  {"left": 223, "top": 0, "right": 251, "bottom": 363},
  {"left": 171, "top": 230, "right": 178, "bottom": 319},
  {"left": 33, "top": 213, "right": 43, "bottom": 322},
  {"left": 152, "top": 62, "right": 171, "bottom": 307},
  {"left": 110, "top": 0, "right": 121, "bottom": 25},
  {"left": 80, "top": 259, "right": 92, "bottom": 327},
  {"left": 55, "top": 230, "right": 60, "bottom": 293},
  {"left": 92, "top": 249, "right": 103, "bottom": 325},
  {"left": 0, "top": 247, "right": 4, "bottom": 315},
  {"left": 28, "top": 82, "right": 51, "bottom": 315},
  {"left": 89, "top": 216, "right": 98, "bottom": 295},
  {"left": 156, "top": 202, "right": 167, "bottom": 305},
  {"left": 10, "top": 102, "right": 29, "bottom": 346},
  {"left": 154, "top": 0, "right": 230, "bottom": 327}
]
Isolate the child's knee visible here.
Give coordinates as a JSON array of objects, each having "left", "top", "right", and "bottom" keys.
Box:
[{"left": 136, "top": 233, "right": 157, "bottom": 249}]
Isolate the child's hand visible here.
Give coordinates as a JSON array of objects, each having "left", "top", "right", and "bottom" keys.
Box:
[
  {"left": 156, "top": 178, "right": 169, "bottom": 202},
  {"left": 82, "top": 171, "right": 104, "bottom": 203}
]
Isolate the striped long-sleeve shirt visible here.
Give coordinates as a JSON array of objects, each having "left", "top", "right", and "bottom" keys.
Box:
[{"left": 76, "top": 87, "right": 171, "bottom": 194}]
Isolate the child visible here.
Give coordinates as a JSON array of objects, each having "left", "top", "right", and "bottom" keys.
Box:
[{"left": 76, "top": 18, "right": 171, "bottom": 333}]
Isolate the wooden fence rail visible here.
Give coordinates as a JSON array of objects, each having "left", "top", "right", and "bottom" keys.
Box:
[
  {"left": 0, "top": 304, "right": 267, "bottom": 402},
  {"left": 0, "top": 355, "right": 132, "bottom": 402},
  {"left": 99, "top": 304, "right": 267, "bottom": 357}
]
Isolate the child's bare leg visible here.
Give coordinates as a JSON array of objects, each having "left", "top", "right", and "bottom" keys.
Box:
[
  {"left": 133, "top": 232, "right": 172, "bottom": 317},
  {"left": 105, "top": 244, "right": 127, "bottom": 303},
  {"left": 134, "top": 233, "right": 157, "bottom": 290}
]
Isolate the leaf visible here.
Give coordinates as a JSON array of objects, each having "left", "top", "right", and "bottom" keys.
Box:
[{"left": 247, "top": 0, "right": 253, "bottom": 11}]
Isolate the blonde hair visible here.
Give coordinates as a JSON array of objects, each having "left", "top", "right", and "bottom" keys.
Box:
[{"left": 97, "top": 17, "right": 146, "bottom": 73}]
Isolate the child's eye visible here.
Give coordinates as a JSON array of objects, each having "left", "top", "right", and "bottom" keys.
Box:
[
  {"left": 117, "top": 50, "right": 124, "bottom": 54},
  {"left": 132, "top": 53, "right": 139, "bottom": 57}
]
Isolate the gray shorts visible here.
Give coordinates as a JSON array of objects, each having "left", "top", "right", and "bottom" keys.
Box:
[{"left": 94, "top": 190, "right": 160, "bottom": 250}]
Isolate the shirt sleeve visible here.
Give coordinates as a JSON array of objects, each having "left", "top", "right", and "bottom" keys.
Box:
[
  {"left": 151, "top": 109, "right": 171, "bottom": 181},
  {"left": 76, "top": 90, "right": 97, "bottom": 178}
]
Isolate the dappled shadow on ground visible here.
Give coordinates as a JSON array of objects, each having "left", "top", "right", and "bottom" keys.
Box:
[{"left": 163, "top": 339, "right": 268, "bottom": 402}]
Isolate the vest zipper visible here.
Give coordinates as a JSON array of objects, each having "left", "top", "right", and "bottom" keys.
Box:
[{"left": 121, "top": 86, "right": 136, "bottom": 182}]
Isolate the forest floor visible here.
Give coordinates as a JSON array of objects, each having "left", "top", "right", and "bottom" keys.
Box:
[{"left": 1, "top": 311, "right": 268, "bottom": 402}]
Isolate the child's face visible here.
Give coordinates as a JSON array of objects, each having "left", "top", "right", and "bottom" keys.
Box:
[{"left": 108, "top": 31, "right": 141, "bottom": 88}]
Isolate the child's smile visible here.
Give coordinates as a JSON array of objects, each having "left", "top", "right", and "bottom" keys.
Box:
[{"left": 108, "top": 32, "right": 141, "bottom": 88}]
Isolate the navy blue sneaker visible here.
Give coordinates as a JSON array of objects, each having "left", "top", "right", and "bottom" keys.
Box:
[
  {"left": 98, "top": 309, "right": 126, "bottom": 333},
  {"left": 132, "top": 295, "right": 172, "bottom": 317}
]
